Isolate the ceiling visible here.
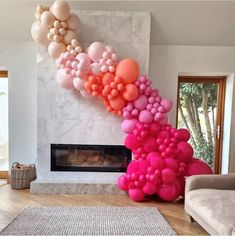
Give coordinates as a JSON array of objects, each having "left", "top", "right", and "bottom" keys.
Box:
[{"left": 0, "top": 0, "right": 235, "bottom": 46}]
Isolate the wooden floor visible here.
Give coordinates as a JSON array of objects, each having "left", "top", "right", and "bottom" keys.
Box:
[{"left": 0, "top": 184, "right": 207, "bottom": 235}]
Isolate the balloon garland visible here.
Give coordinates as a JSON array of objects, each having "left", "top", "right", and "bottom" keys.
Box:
[{"left": 31, "top": 0, "right": 213, "bottom": 202}]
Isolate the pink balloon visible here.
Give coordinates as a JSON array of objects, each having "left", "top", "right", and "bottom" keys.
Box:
[
  {"left": 73, "top": 77, "right": 85, "bottom": 91},
  {"left": 160, "top": 99, "right": 173, "bottom": 112},
  {"left": 186, "top": 158, "right": 213, "bottom": 176},
  {"left": 175, "top": 128, "right": 190, "bottom": 141},
  {"left": 165, "top": 158, "right": 179, "bottom": 171},
  {"left": 143, "top": 137, "right": 157, "bottom": 152},
  {"left": 161, "top": 168, "right": 176, "bottom": 184},
  {"left": 142, "top": 182, "right": 156, "bottom": 195},
  {"left": 31, "top": 21, "right": 49, "bottom": 46},
  {"left": 124, "top": 134, "right": 140, "bottom": 150},
  {"left": 80, "top": 90, "right": 93, "bottom": 99},
  {"left": 158, "top": 181, "right": 180, "bottom": 202},
  {"left": 177, "top": 141, "right": 194, "bottom": 162},
  {"left": 56, "top": 68, "right": 74, "bottom": 90},
  {"left": 88, "top": 42, "right": 106, "bottom": 62},
  {"left": 149, "top": 123, "right": 161, "bottom": 136},
  {"left": 89, "top": 63, "right": 102, "bottom": 76},
  {"left": 133, "top": 95, "right": 148, "bottom": 110},
  {"left": 147, "top": 152, "right": 165, "bottom": 170},
  {"left": 118, "top": 176, "right": 128, "bottom": 191},
  {"left": 128, "top": 189, "right": 145, "bottom": 202},
  {"left": 139, "top": 110, "right": 153, "bottom": 123},
  {"left": 127, "top": 160, "right": 148, "bottom": 174},
  {"left": 121, "top": 119, "right": 137, "bottom": 134}
]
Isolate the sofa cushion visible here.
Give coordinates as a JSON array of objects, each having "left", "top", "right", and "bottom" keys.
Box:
[{"left": 186, "top": 189, "right": 235, "bottom": 235}]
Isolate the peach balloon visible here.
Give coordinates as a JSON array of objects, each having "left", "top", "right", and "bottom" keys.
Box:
[
  {"left": 109, "top": 96, "right": 126, "bottom": 110},
  {"left": 64, "top": 30, "right": 78, "bottom": 45},
  {"left": 48, "top": 42, "right": 66, "bottom": 58},
  {"left": 31, "top": 21, "right": 49, "bottom": 46},
  {"left": 116, "top": 59, "right": 140, "bottom": 84},
  {"left": 50, "top": 0, "right": 70, "bottom": 21},
  {"left": 67, "top": 13, "right": 80, "bottom": 30},
  {"left": 40, "top": 11, "right": 55, "bottom": 29},
  {"left": 122, "top": 84, "right": 139, "bottom": 101}
]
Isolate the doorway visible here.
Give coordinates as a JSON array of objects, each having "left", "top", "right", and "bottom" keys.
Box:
[
  {"left": 177, "top": 76, "right": 225, "bottom": 174},
  {"left": 0, "top": 70, "right": 8, "bottom": 181}
]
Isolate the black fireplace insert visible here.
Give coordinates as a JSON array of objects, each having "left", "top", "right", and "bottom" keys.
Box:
[{"left": 51, "top": 144, "right": 132, "bottom": 172}]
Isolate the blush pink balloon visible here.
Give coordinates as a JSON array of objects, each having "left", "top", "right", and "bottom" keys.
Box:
[
  {"left": 158, "top": 182, "right": 180, "bottom": 202},
  {"left": 142, "top": 182, "right": 156, "bottom": 195},
  {"left": 186, "top": 158, "right": 213, "bottom": 176},
  {"left": 56, "top": 68, "right": 74, "bottom": 90},
  {"left": 31, "top": 21, "right": 49, "bottom": 46},
  {"left": 50, "top": 0, "right": 70, "bottom": 21},
  {"left": 67, "top": 13, "right": 80, "bottom": 30},
  {"left": 161, "top": 168, "right": 176, "bottom": 184},
  {"left": 121, "top": 119, "right": 137, "bottom": 134},
  {"left": 64, "top": 30, "right": 78, "bottom": 45},
  {"left": 177, "top": 141, "right": 194, "bottom": 162},
  {"left": 133, "top": 95, "right": 148, "bottom": 110},
  {"left": 88, "top": 42, "right": 106, "bottom": 62},
  {"left": 40, "top": 11, "right": 55, "bottom": 29},
  {"left": 160, "top": 99, "right": 173, "bottom": 112},
  {"left": 48, "top": 42, "right": 66, "bottom": 59},
  {"left": 139, "top": 110, "right": 153, "bottom": 123},
  {"left": 128, "top": 189, "right": 145, "bottom": 202},
  {"left": 73, "top": 77, "right": 85, "bottom": 91},
  {"left": 80, "top": 90, "right": 92, "bottom": 99}
]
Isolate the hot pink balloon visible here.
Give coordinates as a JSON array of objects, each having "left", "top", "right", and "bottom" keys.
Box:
[
  {"left": 161, "top": 168, "right": 176, "bottom": 184},
  {"left": 124, "top": 134, "right": 140, "bottom": 150},
  {"left": 186, "top": 158, "right": 213, "bottom": 176},
  {"left": 147, "top": 152, "right": 165, "bottom": 170},
  {"left": 121, "top": 119, "right": 137, "bottom": 134},
  {"left": 118, "top": 176, "right": 128, "bottom": 191},
  {"left": 56, "top": 68, "right": 74, "bottom": 90},
  {"left": 149, "top": 123, "right": 161, "bottom": 136},
  {"left": 165, "top": 158, "right": 179, "bottom": 171},
  {"left": 142, "top": 182, "right": 156, "bottom": 195},
  {"left": 177, "top": 141, "right": 194, "bottom": 162},
  {"left": 133, "top": 95, "right": 148, "bottom": 110},
  {"left": 175, "top": 128, "right": 190, "bottom": 141},
  {"left": 158, "top": 181, "right": 180, "bottom": 202},
  {"left": 128, "top": 189, "right": 145, "bottom": 202},
  {"left": 139, "top": 110, "right": 153, "bottom": 123},
  {"left": 143, "top": 137, "right": 157, "bottom": 152}
]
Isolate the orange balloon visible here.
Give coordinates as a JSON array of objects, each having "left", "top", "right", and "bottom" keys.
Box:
[
  {"left": 109, "top": 96, "right": 126, "bottom": 110},
  {"left": 102, "top": 72, "right": 115, "bottom": 86},
  {"left": 122, "top": 84, "right": 139, "bottom": 101},
  {"left": 116, "top": 59, "right": 140, "bottom": 84}
]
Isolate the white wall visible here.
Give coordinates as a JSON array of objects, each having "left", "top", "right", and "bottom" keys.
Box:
[
  {"left": 0, "top": 41, "right": 37, "bottom": 170},
  {"left": 149, "top": 45, "right": 235, "bottom": 173}
]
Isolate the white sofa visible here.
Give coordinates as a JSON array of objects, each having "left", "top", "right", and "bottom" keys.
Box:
[{"left": 185, "top": 174, "right": 235, "bottom": 235}]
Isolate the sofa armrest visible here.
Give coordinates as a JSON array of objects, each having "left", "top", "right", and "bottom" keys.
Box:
[{"left": 185, "top": 173, "right": 235, "bottom": 194}]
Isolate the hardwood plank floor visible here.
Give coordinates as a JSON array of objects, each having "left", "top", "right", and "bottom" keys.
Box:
[{"left": 0, "top": 184, "right": 208, "bottom": 235}]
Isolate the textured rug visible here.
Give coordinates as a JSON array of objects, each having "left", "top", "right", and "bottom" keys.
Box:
[{"left": 0, "top": 206, "right": 176, "bottom": 235}]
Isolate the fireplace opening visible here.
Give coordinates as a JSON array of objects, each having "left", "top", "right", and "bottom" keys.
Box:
[{"left": 51, "top": 144, "right": 132, "bottom": 172}]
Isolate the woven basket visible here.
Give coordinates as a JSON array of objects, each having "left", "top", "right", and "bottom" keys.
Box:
[{"left": 10, "top": 162, "right": 36, "bottom": 189}]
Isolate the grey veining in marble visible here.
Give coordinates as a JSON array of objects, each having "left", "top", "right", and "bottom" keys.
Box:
[{"left": 36, "top": 10, "right": 151, "bottom": 187}]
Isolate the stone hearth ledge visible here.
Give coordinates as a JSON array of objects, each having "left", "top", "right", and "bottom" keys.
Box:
[{"left": 30, "top": 179, "right": 125, "bottom": 194}]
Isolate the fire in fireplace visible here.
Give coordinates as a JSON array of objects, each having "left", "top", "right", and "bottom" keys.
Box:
[{"left": 51, "top": 144, "right": 132, "bottom": 172}]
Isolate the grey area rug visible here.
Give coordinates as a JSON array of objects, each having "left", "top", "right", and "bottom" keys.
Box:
[{"left": 0, "top": 206, "right": 176, "bottom": 235}]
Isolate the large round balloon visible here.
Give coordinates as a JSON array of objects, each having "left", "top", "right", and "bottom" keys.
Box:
[
  {"left": 116, "top": 59, "right": 140, "bottom": 84},
  {"left": 50, "top": 0, "right": 70, "bottom": 21},
  {"left": 186, "top": 158, "right": 213, "bottom": 176},
  {"left": 48, "top": 42, "right": 66, "bottom": 58},
  {"left": 31, "top": 21, "right": 49, "bottom": 46}
]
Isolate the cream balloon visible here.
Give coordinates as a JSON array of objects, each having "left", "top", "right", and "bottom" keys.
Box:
[
  {"left": 67, "top": 13, "right": 80, "bottom": 30},
  {"left": 31, "top": 21, "right": 50, "bottom": 46},
  {"left": 50, "top": 0, "right": 70, "bottom": 21},
  {"left": 48, "top": 42, "right": 66, "bottom": 58},
  {"left": 40, "top": 11, "right": 55, "bottom": 28},
  {"left": 63, "top": 30, "right": 78, "bottom": 45}
]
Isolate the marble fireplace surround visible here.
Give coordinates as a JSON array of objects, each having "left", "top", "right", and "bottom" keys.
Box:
[{"left": 31, "top": 10, "right": 151, "bottom": 194}]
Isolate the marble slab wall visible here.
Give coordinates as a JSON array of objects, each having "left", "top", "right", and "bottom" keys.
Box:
[{"left": 37, "top": 10, "right": 151, "bottom": 183}]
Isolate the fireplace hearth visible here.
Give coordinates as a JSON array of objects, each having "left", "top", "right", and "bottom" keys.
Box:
[{"left": 51, "top": 144, "right": 132, "bottom": 172}]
